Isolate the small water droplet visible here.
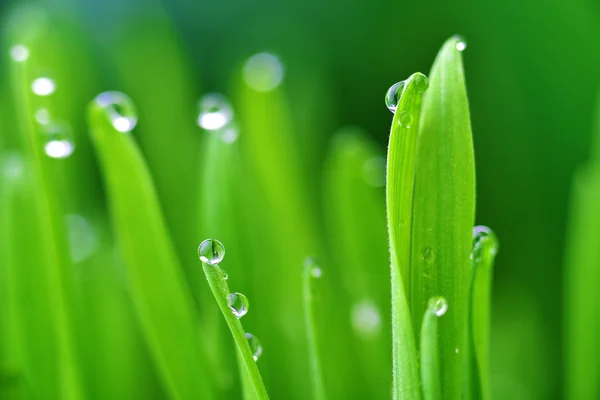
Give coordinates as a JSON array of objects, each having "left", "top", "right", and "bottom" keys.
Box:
[
  {"left": 222, "top": 270, "right": 229, "bottom": 280},
  {"left": 429, "top": 297, "right": 448, "bottom": 317},
  {"left": 245, "top": 333, "right": 263, "bottom": 361},
  {"left": 220, "top": 125, "right": 239, "bottom": 144},
  {"left": 455, "top": 348, "right": 460, "bottom": 354},
  {"left": 398, "top": 110, "right": 414, "bottom": 128},
  {"left": 197, "top": 93, "right": 233, "bottom": 131},
  {"left": 95, "top": 91, "right": 138, "bottom": 133},
  {"left": 304, "top": 257, "right": 323, "bottom": 278},
  {"left": 422, "top": 247, "right": 434, "bottom": 264},
  {"left": 352, "top": 299, "right": 381, "bottom": 338},
  {"left": 35, "top": 109, "right": 50, "bottom": 125},
  {"left": 471, "top": 225, "right": 499, "bottom": 262},
  {"left": 455, "top": 35, "right": 467, "bottom": 51},
  {"left": 243, "top": 52, "right": 284, "bottom": 92},
  {"left": 198, "top": 239, "right": 225, "bottom": 265},
  {"left": 32, "top": 77, "right": 56, "bottom": 96},
  {"left": 42, "top": 122, "right": 75, "bottom": 159},
  {"left": 1, "top": 153, "right": 24, "bottom": 181},
  {"left": 413, "top": 73, "right": 430, "bottom": 93},
  {"left": 228, "top": 292, "right": 249, "bottom": 318},
  {"left": 10, "top": 45, "right": 29, "bottom": 62},
  {"left": 362, "top": 156, "right": 386, "bottom": 187},
  {"left": 385, "top": 81, "right": 406, "bottom": 113}
]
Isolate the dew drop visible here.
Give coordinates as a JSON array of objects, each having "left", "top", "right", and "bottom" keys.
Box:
[
  {"left": 198, "top": 239, "right": 225, "bottom": 265},
  {"left": 413, "top": 73, "right": 430, "bottom": 93},
  {"left": 197, "top": 93, "right": 233, "bottom": 131},
  {"left": 228, "top": 292, "right": 249, "bottom": 318},
  {"left": 245, "top": 333, "right": 263, "bottom": 361},
  {"left": 362, "top": 156, "right": 386, "bottom": 187},
  {"left": 422, "top": 247, "right": 434, "bottom": 264},
  {"left": 10, "top": 45, "right": 29, "bottom": 62},
  {"left": 352, "top": 299, "right": 381, "bottom": 338},
  {"left": 243, "top": 52, "right": 284, "bottom": 92},
  {"left": 304, "top": 257, "right": 323, "bottom": 278},
  {"left": 429, "top": 297, "right": 448, "bottom": 317},
  {"left": 35, "top": 109, "right": 51, "bottom": 125},
  {"left": 222, "top": 270, "right": 229, "bottom": 280},
  {"left": 42, "top": 122, "right": 75, "bottom": 159},
  {"left": 471, "top": 225, "right": 499, "bottom": 262},
  {"left": 32, "top": 77, "right": 56, "bottom": 96},
  {"left": 95, "top": 91, "right": 138, "bottom": 133},
  {"left": 455, "top": 35, "right": 467, "bottom": 51},
  {"left": 385, "top": 81, "right": 406, "bottom": 113},
  {"left": 455, "top": 348, "right": 460, "bottom": 354},
  {"left": 220, "top": 125, "right": 239, "bottom": 144},
  {"left": 398, "top": 110, "right": 414, "bottom": 128}
]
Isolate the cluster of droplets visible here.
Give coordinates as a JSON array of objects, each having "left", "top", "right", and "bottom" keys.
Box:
[
  {"left": 384, "top": 73, "right": 429, "bottom": 129},
  {"left": 198, "top": 239, "right": 262, "bottom": 361},
  {"left": 197, "top": 93, "right": 239, "bottom": 144}
]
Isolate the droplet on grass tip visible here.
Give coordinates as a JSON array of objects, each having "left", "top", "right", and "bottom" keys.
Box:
[
  {"left": 198, "top": 239, "right": 225, "bottom": 265},
  {"left": 245, "top": 333, "right": 263, "bottom": 361},
  {"left": 385, "top": 81, "right": 405, "bottom": 113},
  {"left": 413, "top": 73, "right": 430, "bottom": 93},
  {"left": 471, "top": 225, "right": 499, "bottom": 262},
  {"left": 428, "top": 297, "right": 448, "bottom": 317},
  {"left": 32, "top": 77, "right": 56, "bottom": 96},
  {"left": 42, "top": 122, "right": 75, "bottom": 159},
  {"left": 228, "top": 292, "right": 249, "bottom": 318},
  {"left": 95, "top": 91, "right": 138, "bottom": 133},
  {"left": 197, "top": 93, "right": 233, "bottom": 131},
  {"left": 243, "top": 52, "right": 284, "bottom": 92},
  {"left": 455, "top": 35, "right": 467, "bottom": 51}
]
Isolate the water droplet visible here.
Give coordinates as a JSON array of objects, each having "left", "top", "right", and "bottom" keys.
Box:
[
  {"left": 198, "top": 239, "right": 225, "bottom": 265},
  {"left": 243, "top": 52, "right": 284, "bottom": 92},
  {"left": 352, "top": 299, "right": 381, "bottom": 338},
  {"left": 385, "top": 81, "right": 406, "bottom": 113},
  {"left": 398, "top": 110, "right": 414, "bottom": 128},
  {"left": 471, "top": 225, "right": 499, "bottom": 262},
  {"left": 0, "top": 153, "right": 24, "bottom": 181},
  {"left": 95, "top": 91, "right": 138, "bottom": 133},
  {"left": 455, "top": 348, "right": 460, "bottom": 354},
  {"left": 10, "top": 45, "right": 29, "bottom": 62},
  {"left": 32, "top": 77, "right": 56, "bottom": 96},
  {"left": 67, "top": 214, "right": 98, "bottom": 263},
  {"left": 245, "top": 333, "right": 263, "bottom": 361},
  {"left": 422, "top": 247, "right": 434, "bottom": 264},
  {"left": 35, "top": 109, "right": 50, "bottom": 125},
  {"left": 362, "top": 156, "right": 386, "bottom": 187},
  {"left": 428, "top": 297, "right": 448, "bottom": 317},
  {"left": 222, "top": 270, "right": 229, "bottom": 280},
  {"left": 413, "top": 73, "right": 430, "bottom": 93},
  {"left": 42, "top": 122, "right": 75, "bottom": 159},
  {"left": 227, "top": 292, "right": 249, "bottom": 318},
  {"left": 220, "top": 125, "right": 239, "bottom": 144},
  {"left": 197, "top": 93, "right": 233, "bottom": 131},
  {"left": 455, "top": 35, "right": 467, "bottom": 51},
  {"left": 304, "top": 257, "right": 323, "bottom": 278}
]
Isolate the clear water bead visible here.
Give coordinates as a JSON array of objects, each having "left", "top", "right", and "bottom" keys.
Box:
[
  {"left": 42, "top": 122, "right": 75, "bottom": 159},
  {"left": 227, "top": 292, "right": 249, "bottom": 318},
  {"left": 243, "top": 52, "right": 284, "bottom": 92},
  {"left": 398, "top": 110, "right": 414, "bottom": 128},
  {"left": 429, "top": 297, "right": 448, "bottom": 317},
  {"left": 413, "top": 73, "right": 430, "bottom": 93},
  {"left": 197, "top": 93, "right": 233, "bottom": 131},
  {"left": 10, "top": 45, "right": 29, "bottom": 62},
  {"left": 32, "top": 77, "right": 56, "bottom": 96},
  {"left": 198, "top": 239, "right": 225, "bottom": 265},
  {"left": 95, "top": 91, "right": 138, "bottom": 133},
  {"left": 422, "top": 247, "right": 434, "bottom": 264},
  {"left": 455, "top": 35, "right": 467, "bottom": 51},
  {"left": 245, "top": 333, "right": 263, "bottom": 361},
  {"left": 471, "top": 225, "right": 499, "bottom": 262},
  {"left": 385, "top": 81, "right": 406, "bottom": 113}
]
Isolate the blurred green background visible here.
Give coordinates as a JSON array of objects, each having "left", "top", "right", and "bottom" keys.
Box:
[{"left": 1, "top": 0, "right": 599, "bottom": 399}]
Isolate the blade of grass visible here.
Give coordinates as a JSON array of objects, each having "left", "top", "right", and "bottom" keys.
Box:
[
  {"left": 386, "top": 72, "right": 429, "bottom": 400},
  {"left": 410, "top": 36, "right": 476, "bottom": 400},
  {"left": 200, "top": 259, "right": 269, "bottom": 400},
  {"left": 420, "top": 297, "right": 447, "bottom": 400},
  {"left": 87, "top": 95, "right": 211, "bottom": 400}
]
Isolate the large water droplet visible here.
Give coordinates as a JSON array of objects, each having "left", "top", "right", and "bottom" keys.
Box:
[
  {"left": 32, "top": 77, "right": 56, "bottom": 96},
  {"left": 428, "top": 297, "right": 448, "bottom": 317},
  {"left": 228, "top": 292, "right": 249, "bottom": 318},
  {"left": 245, "top": 333, "right": 263, "bottom": 361},
  {"left": 243, "top": 52, "right": 284, "bottom": 92},
  {"left": 352, "top": 299, "right": 381, "bottom": 338},
  {"left": 362, "top": 156, "right": 386, "bottom": 187},
  {"left": 10, "top": 45, "right": 29, "bottom": 62},
  {"left": 385, "top": 81, "right": 406, "bottom": 113},
  {"left": 471, "top": 225, "right": 499, "bottom": 262},
  {"left": 455, "top": 35, "right": 467, "bottom": 51},
  {"left": 197, "top": 93, "right": 233, "bottom": 131},
  {"left": 42, "top": 122, "right": 75, "bottom": 159},
  {"left": 95, "top": 91, "right": 138, "bottom": 133},
  {"left": 198, "top": 239, "right": 225, "bottom": 265}
]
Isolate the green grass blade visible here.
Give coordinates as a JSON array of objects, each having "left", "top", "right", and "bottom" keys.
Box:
[
  {"left": 564, "top": 165, "right": 600, "bottom": 400},
  {"left": 410, "top": 36, "right": 476, "bottom": 400},
  {"left": 386, "top": 72, "right": 429, "bottom": 400},
  {"left": 420, "top": 298, "right": 447, "bottom": 400},
  {"left": 87, "top": 94, "right": 211, "bottom": 400},
  {"left": 303, "top": 259, "right": 327, "bottom": 400},
  {"left": 200, "top": 256, "right": 269, "bottom": 400},
  {"left": 465, "top": 226, "right": 498, "bottom": 400}
]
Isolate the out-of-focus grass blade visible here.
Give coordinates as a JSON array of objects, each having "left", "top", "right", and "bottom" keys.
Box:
[
  {"left": 87, "top": 95, "right": 211, "bottom": 400},
  {"left": 302, "top": 259, "right": 327, "bottom": 400},
  {"left": 465, "top": 226, "right": 498, "bottom": 400},
  {"left": 323, "top": 128, "right": 391, "bottom": 399},
  {"left": 410, "top": 36, "right": 475, "bottom": 400},
  {"left": 564, "top": 164, "right": 600, "bottom": 400},
  {"left": 386, "top": 73, "right": 429, "bottom": 400},
  {"left": 420, "top": 297, "right": 446, "bottom": 400}
]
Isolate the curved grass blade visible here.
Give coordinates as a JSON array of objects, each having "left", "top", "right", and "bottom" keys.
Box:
[
  {"left": 303, "top": 258, "right": 327, "bottom": 400},
  {"left": 410, "top": 36, "right": 476, "bottom": 400},
  {"left": 200, "top": 257, "right": 269, "bottom": 399},
  {"left": 87, "top": 96, "right": 211, "bottom": 400},
  {"left": 386, "top": 72, "right": 429, "bottom": 400},
  {"left": 420, "top": 297, "right": 447, "bottom": 400}
]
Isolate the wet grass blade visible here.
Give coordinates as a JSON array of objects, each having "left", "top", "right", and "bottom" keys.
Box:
[
  {"left": 420, "top": 298, "right": 446, "bottom": 400},
  {"left": 386, "top": 72, "right": 429, "bottom": 400},
  {"left": 87, "top": 96, "right": 211, "bottom": 400},
  {"left": 410, "top": 36, "right": 476, "bottom": 400}
]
